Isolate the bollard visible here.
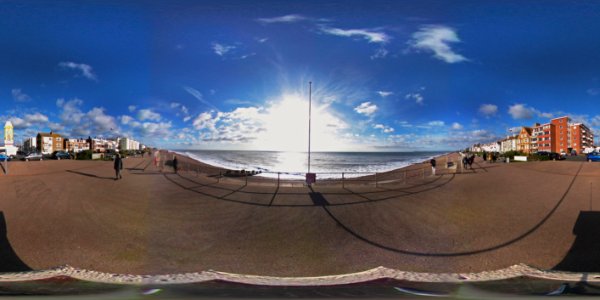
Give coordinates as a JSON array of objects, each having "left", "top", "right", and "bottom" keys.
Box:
[
  {"left": 278, "top": 172, "right": 280, "bottom": 188},
  {"left": 245, "top": 173, "right": 248, "bottom": 186},
  {"left": 342, "top": 172, "right": 345, "bottom": 188},
  {"left": 218, "top": 171, "right": 221, "bottom": 183},
  {"left": 403, "top": 171, "right": 406, "bottom": 184},
  {"left": 375, "top": 172, "right": 378, "bottom": 188}
]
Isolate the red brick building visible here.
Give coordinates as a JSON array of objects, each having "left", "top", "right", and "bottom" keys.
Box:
[{"left": 570, "top": 123, "right": 593, "bottom": 154}]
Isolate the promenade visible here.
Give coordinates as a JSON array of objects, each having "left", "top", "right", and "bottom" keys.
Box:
[{"left": 0, "top": 156, "right": 599, "bottom": 276}]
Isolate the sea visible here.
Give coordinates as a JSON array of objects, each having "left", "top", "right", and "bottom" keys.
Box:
[{"left": 176, "top": 150, "right": 448, "bottom": 179}]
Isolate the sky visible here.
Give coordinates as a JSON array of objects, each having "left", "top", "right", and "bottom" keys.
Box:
[{"left": 2, "top": 0, "right": 600, "bottom": 152}]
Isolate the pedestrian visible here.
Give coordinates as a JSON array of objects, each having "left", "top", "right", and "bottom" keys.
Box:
[
  {"left": 173, "top": 155, "right": 178, "bottom": 174},
  {"left": 430, "top": 158, "right": 436, "bottom": 176},
  {"left": 482, "top": 151, "right": 487, "bottom": 161},
  {"left": 114, "top": 153, "right": 123, "bottom": 180},
  {"left": 153, "top": 151, "right": 159, "bottom": 168},
  {"left": 468, "top": 154, "right": 475, "bottom": 169}
]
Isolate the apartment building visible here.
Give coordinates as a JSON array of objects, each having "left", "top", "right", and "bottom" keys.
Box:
[
  {"left": 517, "top": 127, "right": 533, "bottom": 154},
  {"left": 570, "top": 123, "right": 594, "bottom": 154},
  {"left": 118, "top": 137, "right": 140, "bottom": 151},
  {"left": 36, "top": 132, "right": 64, "bottom": 154},
  {"left": 531, "top": 122, "right": 554, "bottom": 153},
  {"left": 64, "top": 138, "right": 90, "bottom": 153},
  {"left": 23, "top": 137, "right": 37, "bottom": 152},
  {"left": 551, "top": 116, "right": 570, "bottom": 153},
  {"left": 500, "top": 135, "right": 518, "bottom": 153}
]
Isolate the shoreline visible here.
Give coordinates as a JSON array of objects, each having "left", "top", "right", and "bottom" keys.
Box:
[{"left": 165, "top": 150, "right": 460, "bottom": 184}]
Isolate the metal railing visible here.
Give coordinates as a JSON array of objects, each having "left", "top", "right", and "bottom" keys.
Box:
[{"left": 157, "top": 151, "right": 464, "bottom": 188}]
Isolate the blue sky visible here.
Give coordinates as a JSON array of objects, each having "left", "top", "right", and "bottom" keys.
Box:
[{"left": 2, "top": 0, "right": 600, "bottom": 151}]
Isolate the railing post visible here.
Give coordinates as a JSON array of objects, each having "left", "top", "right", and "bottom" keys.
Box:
[
  {"left": 403, "top": 170, "right": 406, "bottom": 184},
  {"left": 375, "top": 172, "right": 378, "bottom": 188},
  {"left": 422, "top": 167, "right": 425, "bottom": 179},
  {"left": 218, "top": 171, "right": 221, "bottom": 183},
  {"left": 245, "top": 173, "right": 248, "bottom": 186},
  {"left": 342, "top": 172, "right": 345, "bottom": 188},
  {"left": 278, "top": 172, "right": 280, "bottom": 188}
]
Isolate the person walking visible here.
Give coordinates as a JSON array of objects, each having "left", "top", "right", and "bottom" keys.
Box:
[
  {"left": 430, "top": 158, "right": 436, "bottom": 176},
  {"left": 114, "top": 153, "right": 123, "bottom": 180},
  {"left": 173, "top": 155, "right": 178, "bottom": 174}
]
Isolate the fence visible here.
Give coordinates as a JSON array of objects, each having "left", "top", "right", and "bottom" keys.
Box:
[{"left": 157, "top": 151, "right": 463, "bottom": 188}]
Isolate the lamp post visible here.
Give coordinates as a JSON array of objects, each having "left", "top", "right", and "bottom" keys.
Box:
[{"left": 308, "top": 81, "right": 312, "bottom": 174}]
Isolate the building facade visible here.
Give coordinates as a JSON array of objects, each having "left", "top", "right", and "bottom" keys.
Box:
[
  {"left": 36, "top": 132, "right": 64, "bottom": 154},
  {"left": 569, "top": 123, "right": 593, "bottom": 154},
  {"left": 118, "top": 137, "right": 140, "bottom": 151},
  {"left": 64, "top": 138, "right": 90, "bottom": 153},
  {"left": 517, "top": 127, "right": 533, "bottom": 154},
  {"left": 500, "top": 135, "right": 518, "bottom": 153},
  {"left": 23, "top": 137, "right": 37, "bottom": 152}
]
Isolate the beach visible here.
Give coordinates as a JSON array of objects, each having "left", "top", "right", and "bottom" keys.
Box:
[{"left": 0, "top": 153, "right": 597, "bottom": 276}]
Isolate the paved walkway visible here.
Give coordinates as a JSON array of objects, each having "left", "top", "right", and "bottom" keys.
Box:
[{"left": 0, "top": 157, "right": 599, "bottom": 276}]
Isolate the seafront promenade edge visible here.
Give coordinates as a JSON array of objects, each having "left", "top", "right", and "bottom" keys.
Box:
[{"left": 0, "top": 154, "right": 599, "bottom": 277}]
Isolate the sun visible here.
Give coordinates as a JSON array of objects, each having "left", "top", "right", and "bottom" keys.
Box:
[{"left": 255, "top": 93, "right": 348, "bottom": 152}]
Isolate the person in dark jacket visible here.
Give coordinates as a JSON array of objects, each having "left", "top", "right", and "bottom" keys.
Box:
[
  {"left": 114, "top": 153, "right": 123, "bottom": 180},
  {"left": 173, "top": 155, "right": 178, "bottom": 174}
]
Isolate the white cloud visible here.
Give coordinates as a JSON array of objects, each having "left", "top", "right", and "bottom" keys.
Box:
[
  {"left": 370, "top": 47, "right": 389, "bottom": 59},
  {"left": 58, "top": 61, "right": 98, "bottom": 81},
  {"left": 137, "top": 109, "right": 161, "bottom": 121},
  {"left": 478, "top": 104, "right": 498, "bottom": 117},
  {"left": 55, "top": 98, "right": 119, "bottom": 137},
  {"left": 354, "top": 101, "right": 378, "bottom": 116},
  {"left": 451, "top": 122, "right": 463, "bottom": 130},
  {"left": 257, "top": 37, "right": 269, "bottom": 43},
  {"left": 212, "top": 42, "right": 235, "bottom": 56},
  {"left": 8, "top": 112, "right": 49, "bottom": 129},
  {"left": 408, "top": 25, "right": 468, "bottom": 63},
  {"left": 11, "top": 89, "right": 31, "bottom": 102},
  {"left": 256, "top": 14, "right": 308, "bottom": 24},
  {"left": 170, "top": 102, "right": 190, "bottom": 120},
  {"left": 508, "top": 104, "right": 535, "bottom": 120},
  {"left": 128, "top": 105, "right": 137, "bottom": 112},
  {"left": 427, "top": 120, "right": 445, "bottom": 126},
  {"left": 139, "top": 121, "right": 172, "bottom": 137},
  {"left": 193, "top": 111, "right": 219, "bottom": 131},
  {"left": 319, "top": 26, "right": 389, "bottom": 43},
  {"left": 405, "top": 93, "right": 424, "bottom": 105},
  {"left": 120, "top": 115, "right": 136, "bottom": 125},
  {"left": 588, "top": 88, "right": 600, "bottom": 96},
  {"left": 377, "top": 91, "right": 393, "bottom": 97},
  {"left": 374, "top": 124, "right": 394, "bottom": 133}
]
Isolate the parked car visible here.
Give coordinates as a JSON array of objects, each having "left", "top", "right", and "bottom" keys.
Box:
[
  {"left": 51, "top": 151, "right": 71, "bottom": 160},
  {"left": 0, "top": 153, "right": 10, "bottom": 161},
  {"left": 24, "top": 152, "right": 43, "bottom": 161},
  {"left": 587, "top": 152, "right": 600, "bottom": 162},
  {"left": 537, "top": 151, "right": 565, "bottom": 160}
]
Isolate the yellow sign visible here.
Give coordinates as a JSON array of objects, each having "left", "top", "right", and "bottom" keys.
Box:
[{"left": 4, "top": 121, "right": 14, "bottom": 144}]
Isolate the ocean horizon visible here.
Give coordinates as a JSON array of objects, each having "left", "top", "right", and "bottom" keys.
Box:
[{"left": 175, "top": 150, "right": 449, "bottom": 179}]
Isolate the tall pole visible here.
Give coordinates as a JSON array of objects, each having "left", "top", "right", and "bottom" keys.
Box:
[{"left": 308, "top": 81, "right": 312, "bottom": 174}]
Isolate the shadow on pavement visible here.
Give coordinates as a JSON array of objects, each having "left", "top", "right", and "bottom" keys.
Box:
[
  {"left": 320, "top": 163, "right": 584, "bottom": 257},
  {"left": 66, "top": 170, "right": 115, "bottom": 180},
  {"left": 553, "top": 211, "right": 600, "bottom": 272},
  {"left": 0, "top": 212, "right": 31, "bottom": 272}
]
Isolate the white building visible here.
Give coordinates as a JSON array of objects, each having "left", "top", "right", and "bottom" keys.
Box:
[
  {"left": 500, "top": 135, "right": 518, "bottom": 153},
  {"left": 481, "top": 142, "right": 501, "bottom": 152},
  {"left": 118, "top": 137, "right": 140, "bottom": 151}
]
